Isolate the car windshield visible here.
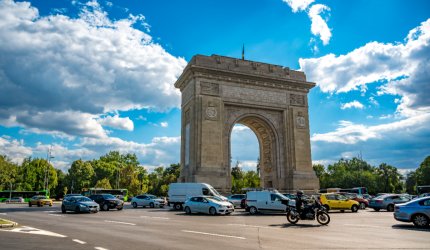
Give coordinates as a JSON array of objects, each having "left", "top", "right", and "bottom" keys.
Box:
[
  {"left": 209, "top": 187, "right": 220, "bottom": 196},
  {"left": 102, "top": 194, "right": 116, "bottom": 199},
  {"left": 76, "top": 197, "right": 92, "bottom": 202}
]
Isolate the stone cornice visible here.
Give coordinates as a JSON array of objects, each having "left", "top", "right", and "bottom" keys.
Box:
[{"left": 174, "top": 54, "right": 316, "bottom": 91}]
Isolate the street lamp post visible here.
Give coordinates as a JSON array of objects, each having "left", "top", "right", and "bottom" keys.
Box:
[{"left": 44, "top": 147, "right": 54, "bottom": 194}]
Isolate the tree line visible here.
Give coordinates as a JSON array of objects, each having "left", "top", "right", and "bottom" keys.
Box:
[
  {"left": 1, "top": 152, "right": 429, "bottom": 198},
  {"left": 313, "top": 155, "right": 430, "bottom": 195},
  {"left": 0, "top": 151, "right": 180, "bottom": 198}
]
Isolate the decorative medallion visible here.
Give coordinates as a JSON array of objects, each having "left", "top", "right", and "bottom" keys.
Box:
[
  {"left": 296, "top": 112, "right": 306, "bottom": 129},
  {"left": 206, "top": 107, "right": 217, "bottom": 119}
]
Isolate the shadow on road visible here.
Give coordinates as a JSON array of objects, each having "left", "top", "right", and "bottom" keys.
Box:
[
  {"left": 391, "top": 224, "right": 430, "bottom": 232},
  {"left": 269, "top": 223, "right": 326, "bottom": 228}
]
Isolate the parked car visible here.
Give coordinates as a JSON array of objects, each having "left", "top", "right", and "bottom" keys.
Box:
[
  {"left": 394, "top": 197, "right": 430, "bottom": 227},
  {"left": 369, "top": 194, "right": 410, "bottom": 212},
  {"left": 89, "top": 194, "right": 124, "bottom": 211},
  {"left": 227, "top": 194, "right": 246, "bottom": 208},
  {"left": 246, "top": 190, "right": 292, "bottom": 215},
  {"left": 184, "top": 196, "right": 234, "bottom": 215},
  {"left": 320, "top": 193, "right": 359, "bottom": 212},
  {"left": 5, "top": 197, "right": 24, "bottom": 203},
  {"left": 29, "top": 195, "right": 53, "bottom": 207},
  {"left": 61, "top": 196, "right": 99, "bottom": 213},
  {"left": 416, "top": 193, "right": 430, "bottom": 199},
  {"left": 131, "top": 194, "right": 165, "bottom": 208},
  {"left": 338, "top": 192, "right": 369, "bottom": 209}
]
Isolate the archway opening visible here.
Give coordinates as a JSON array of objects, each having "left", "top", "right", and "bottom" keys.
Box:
[{"left": 230, "top": 123, "right": 261, "bottom": 194}]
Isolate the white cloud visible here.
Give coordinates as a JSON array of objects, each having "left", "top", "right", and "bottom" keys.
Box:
[
  {"left": 282, "top": 0, "right": 314, "bottom": 12},
  {"left": 340, "top": 100, "right": 364, "bottom": 110},
  {"left": 308, "top": 4, "right": 331, "bottom": 45},
  {"left": 98, "top": 115, "right": 134, "bottom": 131},
  {"left": 0, "top": 0, "right": 186, "bottom": 138},
  {"left": 300, "top": 18, "right": 430, "bottom": 118},
  {"left": 282, "top": 0, "right": 331, "bottom": 46},
  {"left": 311, "top": 113, "right": 430, "bottom": 144},
  {"left": 160, "top": 122, "right": 168, "bottom": 128},
  {"left": 0, "top": 136, "right": 33, "bottom": 164},
  {"left": 232, "top": 124, "right": 250, "bottom": 132}
]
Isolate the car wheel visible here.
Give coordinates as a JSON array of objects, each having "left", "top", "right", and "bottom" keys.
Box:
[
  {"left": 351, "top": 205, "right": 359, "bottom": 213},
  {"left": 29, "top": 202, "right": 32, "bottom": 207},
  {"left": 323, "top": 205, "right": 330, "bottom": 212},
  {"left": 117, "top": 207, "right": 123, "bottom": 211},
  {"left": 249, "top": 206, "right": 258, "bottom": 215},
  {"left": 49, "top": 204, "right": 52, "bottom": 207},
  {"left": 61, "top": 205, "right": 66, "bottom": 214},
  {"left": 160, "top": 205, "right": 164, "bottom": 208},
  {"left": 75, "top": 206, "right": 80, "bottom": 213},
  {"left": 37, "top": 202, "right": 42, "bottom": 207},
  {"left": 209, "top": 207, "right": 217, "bottom": 215},
  {"left": 174, "top": 203, "right": 183, "bottom": 210},
  {"left": 387, "top": 204, "right": 394, "bottom": 212},
  {"left": 412, "top": 214, "right": 429, "bottom": 228},
  {"left": 184, "top": 206, "right": 191, "bottom": 214},
  {"left": 340, "top": 210, "right": 345, "bottom": 213},
  {"left": 102, "top": 203, "right": 109, "bottom": 211},
  {"left": 359, "top": 203, "right": 366, "bottom": 210},
  {"left": 373, "top": 208, "right": 380, "bottom": 212},
  {"left": 132, "top": 202, "right": 137, "bottom": 208},
  {"left": 150, "top": 202, "right": 155, "bottom": 208}
]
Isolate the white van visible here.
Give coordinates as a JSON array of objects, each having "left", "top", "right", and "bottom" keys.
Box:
[
  {"left": 168, "top": 183, "right": 227, "bottom": 210},
  {"left": 245, "top": 190, "right": 292, "bottom": 215}
]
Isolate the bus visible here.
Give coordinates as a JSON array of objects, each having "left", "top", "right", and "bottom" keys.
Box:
[
  {"left": 0, "top": 190, "right": 49, "bottom": 202},
  {"left": 319, "top": 187, "right": 368, "bottom": 195},
  {"left": 82, "top": 188, "right": 128, "bottom": 201},
  {"left": 417, "top": 185, "right": 430, "bottom": 195}
]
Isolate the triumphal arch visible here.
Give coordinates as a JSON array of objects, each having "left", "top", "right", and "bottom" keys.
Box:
[{"left": 174, "top": 55, "right": 319, "bottom": 193}]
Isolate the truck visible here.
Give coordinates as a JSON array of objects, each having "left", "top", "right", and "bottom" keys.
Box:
[{"left": 168, "top": 183, "right": 227, "bottom": 210}]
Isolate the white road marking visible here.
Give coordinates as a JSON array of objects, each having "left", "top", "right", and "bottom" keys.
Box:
[
  {"left": 343, "top": 223, "right": 388, "bottom": 229},
  {"left": 104, "top": 220, "right": 136, "bottom": 226},
  {"left": 94, "top": 247, "right": 109, "bottom": 250},
  {"left": 0, "top": 213, "right": 7, "bottom": 215},
  {"left": 73, "top": 239, "right": 86, "bottom": 244},
  {"left": 2, "top": 226, "right": 67, "bottom": 238},
  {"left": 228, "top": 223, "right": 275, "bottom": 230},
  {"left": 44, "top": 211, "right": 58, "bottom": 213},
  {"left": 49, "top": 214, "right": 64, "bottom": 217},
  {"left": 140, "top": 216, "right": 170, "bottom": 220},
  {"left": 181, "top": 230, "right": 246, "bottom": 240}
]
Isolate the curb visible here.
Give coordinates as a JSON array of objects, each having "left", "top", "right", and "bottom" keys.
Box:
[{"left": 0, "top": 218, "right": 18, "bottom": 228}]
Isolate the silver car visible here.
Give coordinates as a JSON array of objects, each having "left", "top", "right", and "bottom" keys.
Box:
[
  {"left": 184, "top": 196, "right": 234, "bottom": 215},
  {"left": 394, "top": 197, "right": 430, "bottom": 227},
  {"left": 61, "top": 196, "right": 99, "bottom": 213},
  {"left": 368, "top": 194, "right": 410, "bottom": 212},
  {"left": 227, "top": 194, "right": 245, "bottom": 208},
  {"left": 131, "top": 194, "right": 165, "bottom": 208}
]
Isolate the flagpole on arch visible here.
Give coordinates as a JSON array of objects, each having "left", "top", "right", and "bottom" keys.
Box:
[{"left": 242, "top": 44, "right": 245, "bottom": 60}]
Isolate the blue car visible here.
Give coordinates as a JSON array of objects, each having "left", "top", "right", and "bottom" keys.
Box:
[
  {"left": 61, "top": 195, "right": 99, "bottom": 213},
  {"left": 394, "top": 197, "right": 430, "bottom": 227}
]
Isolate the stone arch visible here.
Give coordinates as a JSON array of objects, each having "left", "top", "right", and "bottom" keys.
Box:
[{"left": 228, "top": 113, "right": 279, "bottom": 188}]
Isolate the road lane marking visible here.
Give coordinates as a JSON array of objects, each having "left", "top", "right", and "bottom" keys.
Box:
[
  {"left": 104, "top": 220, "right": 136, "bottom": 226},
  {"left": 0, "top": 213, "right": 7, "bottom": 215},
  {"left": 49, "top": 214, "right": 64, "bottom": 217},
  {"left": 44, "top": 211, "right": 58, "bottom": 213},
  {"left": 94, "top": 247, "right": 109, "bottom": 250},
  {"left": 2, "top": 226, "right": 67, "bottom": 238},
  {"left": 228, "top": 223, "right": 275, "bottom": 230},
  {"left": 343, "top": 223, "right": 388, "bottom": 229},
  {"left": 73, "top": 239, "right": 86, "bottom": 244},
  {"left": 181, "top": 230, "right": 246, "bottom": 240},
  {"left": 140, "top": 216, "right": 170, "bottom": 220}
]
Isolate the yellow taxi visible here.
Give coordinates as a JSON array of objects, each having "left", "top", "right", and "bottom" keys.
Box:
[
  {"left": 29, "top": 195, "right": 53, "bottom": 207},
  {"left": 320, "top": 193, "right": 359, "bottom": 212}
]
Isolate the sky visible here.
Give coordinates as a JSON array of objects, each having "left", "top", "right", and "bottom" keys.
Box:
[{"left": 0, "top": 0, "right": 429, "bottom": 174}]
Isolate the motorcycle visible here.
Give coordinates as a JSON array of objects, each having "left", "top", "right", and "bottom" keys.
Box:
[{"left": 285, "top": 196, "right": 330, "bottom": 225}]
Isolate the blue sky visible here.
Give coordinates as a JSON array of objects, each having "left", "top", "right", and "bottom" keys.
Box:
[{"left": 0, "top": 0, "right": 429, "bottom": 174}]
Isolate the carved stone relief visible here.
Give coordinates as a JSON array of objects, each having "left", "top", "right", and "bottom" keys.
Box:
[
  {"left": 201, "top": 82, "right": 220, "bottom": 96},
  {"left": 290, "top": 93, "right": 305, "bottom": 106}
]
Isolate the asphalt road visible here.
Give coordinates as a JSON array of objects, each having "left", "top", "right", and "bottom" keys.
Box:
[{"left": 0, "top": 202, "right": 429, "bottom": 250}]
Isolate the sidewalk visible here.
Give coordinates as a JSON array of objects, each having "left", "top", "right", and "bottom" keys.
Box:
[{"left": 0, "top": 218, "right": 18, "bottom": 228}]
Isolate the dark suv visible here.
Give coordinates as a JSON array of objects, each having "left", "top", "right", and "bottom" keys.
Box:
[{"left": 89, "top": 194, "right": 124, "bottom": 211}]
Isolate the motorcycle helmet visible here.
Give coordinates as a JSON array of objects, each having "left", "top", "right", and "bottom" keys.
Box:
[{"left": 297, "top": 190, "right": 304, "bottom": 197}]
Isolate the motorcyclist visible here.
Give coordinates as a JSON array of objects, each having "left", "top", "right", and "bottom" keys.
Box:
[{"left": 295, "top": 190, "right": 304, "bottom": 214}]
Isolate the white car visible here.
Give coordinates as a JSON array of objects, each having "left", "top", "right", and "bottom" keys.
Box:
[
  {"left": 184, "top": 196, "right": 234, "bottom": 215},
  {"left": 131, "top": 194, "right": 165, "bottom": 208}
]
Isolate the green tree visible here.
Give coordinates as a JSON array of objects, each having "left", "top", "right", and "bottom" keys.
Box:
[
  {"left": 18, "top": 157, "right": 57, "bottom": 193},
  {"left": 231, "top": 161, "right": 245, "bottom": 193},
  {"left": 377, "top": 163, "right": 403, "bottom": 193},
  {"left": 95, "top": 178, "right": 112, "bottom": 189},
  {"left": 415, "top": 156, "right": 430, "bottom": 185},
  {"left": 0, "top": 155, "right": 18, "bottom": 191},
  {"left": 68, "top": 159, "right": 94, "bottom": 193}
]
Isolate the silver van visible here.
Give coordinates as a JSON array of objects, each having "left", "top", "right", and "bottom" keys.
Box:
[{"left": 245, "top": 190, "right": 293, "bottom": 215}]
